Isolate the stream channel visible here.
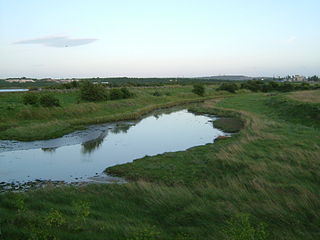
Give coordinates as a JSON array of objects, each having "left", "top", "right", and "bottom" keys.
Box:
[{"left": 0, "top": 108, "right": 228, "bottom": 191}]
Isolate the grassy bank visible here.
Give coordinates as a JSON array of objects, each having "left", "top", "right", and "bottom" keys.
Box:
[
  {"left": 106, "top": 93, "right": 320, "bottom": 239},
  {"left": 0, "top": 86, "right": 224, "bottom": 141},
  {"left": 0, "top": 91, "right": 319, "bottom": 239},
  {"left": 212, "top": 117, "right": 244, "bottom": 133},
  {"left": 288, "top": 89, "right": 320, "bottom": 103}
]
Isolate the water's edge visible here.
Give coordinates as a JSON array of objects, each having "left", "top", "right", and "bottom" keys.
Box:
[{"left": 0, "top": 108, "right": 228, "bottom": 192}]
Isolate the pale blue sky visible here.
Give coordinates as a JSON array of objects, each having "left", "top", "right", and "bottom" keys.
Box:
[{"left": 1, "top": 0, "right": 319, "bottom": 78}]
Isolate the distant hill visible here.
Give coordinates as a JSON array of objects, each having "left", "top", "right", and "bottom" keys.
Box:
[{"left": 198, "top": 75, "right": 254, "bottom": 81}]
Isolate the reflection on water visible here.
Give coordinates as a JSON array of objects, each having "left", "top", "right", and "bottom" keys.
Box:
[
  {"left": 81, "top": 123, "right": 134, "bottom": 154},
  {"left": 42, "top": 147, "right": 58, "bottom": 153},
  {"left": 110, "top": 123, "right": 133, "bottom": 134},
  {"left": 0, "top": 109, "right": 227, "bottom": 183},
  {"left": 82, "top": 132, "right": 107, "bottom": 154}
]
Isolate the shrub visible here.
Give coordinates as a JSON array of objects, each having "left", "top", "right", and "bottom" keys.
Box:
[
  {"left": 80, "top": 81, "right": 106, "bottom": 101},
  {"left": 39, "top": 94, "right": 60, "bottom": 107},
  {"left": 121, "top": 87, "right": 133, "bottom": 99},
  {"left": 72, "top": 200, "right": 91, "bottom": 230},
  {"left": 110, "top": 88, "right": 124, "bottom": 100},
  {"left": 192, "top": 84, "right": 205, "bottom": 96},
  {"left": 23, "top": 93, "right": 38, "bottom": 105},
  {"left": 240, "top": 80, "right": 263, "bottom": 92},
  {"left": 45, "top": 209, "right": 66, "bottom": 227},
  {"left": 12, "top": 193, "right": 25, "bottom": 213},
  {"left": 217, "top": 83, "right": 239, "bottom": 93},
  {"left": 152, "top": 91, "right": 162, "bottom": 97},
  {"left": 277, "top": 82, "right": 294, "bottom": 92}
]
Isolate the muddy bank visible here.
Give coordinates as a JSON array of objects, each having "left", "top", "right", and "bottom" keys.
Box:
[{"left": 0, "top": 173, "right": 126, "bottom": 193}]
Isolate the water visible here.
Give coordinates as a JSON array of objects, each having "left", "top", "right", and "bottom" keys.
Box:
[
  {"left": 0, "top": 109, "right": 226, "bottom": 183},
  {"left": 0, "top": 89, "right": 29, "bottom": 93}
]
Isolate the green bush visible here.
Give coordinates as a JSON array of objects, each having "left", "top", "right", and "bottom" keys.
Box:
[
  {"left": 45, "top": 209, "right": 66, "bottom": 227},
  {"left": 217, "top": 83, "right": 239, "bottom": 93},
  {"left": 240, "top": 80, "right": 262, "bottom": 92},
  {"left": 12, "top": 193, "right": 25, "bottom": 213},
  {"left": 121, "top": 87, "right": 133, "bottom": 99},
  {"left": 152, "top": 91, "right": 162, "bottom": 97},
  {"left": 110, "top": 88, "right": 124, "bottom": 100},
  {"left": 192, "top": 84, "right": 205, "bottom": 96},
  {"left": 72, "top": 200, "right": 91, "bottom": 230},
  {"left": 39, "top": 94, "right": 60, "bottom": 107},
  {"left": 240, "top": 80, "right": 317, "bottom": 93},
  {"left": 80, "top": 81, "right": 106, "bottom": 101},
  {"left": 108, "top": 87, "right": 133, "bottom": 100},
  {"left": 22, "top": 93, "right": 38, "bottom": 105}
]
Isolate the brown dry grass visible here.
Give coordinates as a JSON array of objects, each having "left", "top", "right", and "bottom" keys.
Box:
[{"left": 289, "top": 90, "right": 320, "bottom": 103}]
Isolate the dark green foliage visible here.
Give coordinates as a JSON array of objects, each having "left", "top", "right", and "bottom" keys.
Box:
[
  {"left": 39, "top": 94, "right": 60, "bottom": 107},
  {"left": 22, "top": 93, "right": 38, "bottom": 105},
  {"left": 240, "top": 80, "right": 264, "bottom": 92},
  {"left": 261, "top": 81, "right": 279, "bottom": 92},
  {"left": 109, "top": 87, "right": 133, "bottom": 100},
  {"left": 240, "top": 80, "right": 318, "bottom": 93},
  {"left": 110, "top": 88, "right": 124, "bottom": 100},
  {"left": 120, "top": 87, "right": 133, "bottom": 99},
  {"left": 298, "top": 82, "right": 311, "bottom": 90},
  {"left": 217, "top": 83, "right": 239, "bottom": 93},
  {"left": 152, "top": 91, "right": 162, "bottom": 97},
  {"left": 70, "top": 81, "right": 80, "bottom": 88},
  {"left": 277, "top": 82, "right": 294, "bottom": 92},
  {"left": 62, "top": 81, "right": 80, "bottom": 89},
  {"left": 192, "top": 84, "right": 205, "bottom": 96},
  {"left": 80, "top": 81, "right": 106, "bottom": 102},
  {"left": 308, "top": 75, "right": 319, "bottom": 82}
]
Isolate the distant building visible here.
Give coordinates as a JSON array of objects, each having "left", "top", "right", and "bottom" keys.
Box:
[
  {"left": 293, "top": 75, "right": 306, "bottom": 82},
  {"left": 286, "top": 75, "right": 307, "bottom": 82},
  {"left": 6, "top": 79, "right": 35, "bottom": 83},
  {"left": 43, "top": 79, "right": 80, "bottom": 83}
]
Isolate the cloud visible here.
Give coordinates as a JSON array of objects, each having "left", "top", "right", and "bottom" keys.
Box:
[{"left": 14, "top": 36, "right": 97, "bottom": 48}]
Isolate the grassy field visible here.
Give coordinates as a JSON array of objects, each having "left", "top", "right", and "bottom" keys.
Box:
[
  {"left": 0, "top": 86, "right": 225, "bottom": 141},
  {"left": 0, "top": 89, "right": 319, "bottom": 239},
  {"left": 289, "top": 89, "right": 320, "bottom": 103}
]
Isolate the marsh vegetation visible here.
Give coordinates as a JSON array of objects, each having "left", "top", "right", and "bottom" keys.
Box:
[{"left": 0, "top": 84, "right": 319, "bottom": 239}]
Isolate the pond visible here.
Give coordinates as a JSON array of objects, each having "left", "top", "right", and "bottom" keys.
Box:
[
  {"left": 0, "top": 109, "right": 227, "bottom": 185},
  {"left": 0, "top": 89, "right": 29, "bottom": 93}
]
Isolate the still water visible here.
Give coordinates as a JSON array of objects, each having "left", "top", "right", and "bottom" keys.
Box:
[
  {"left": 0, "top": 109, "right": 226, "bottom": 183},
  {"left": 0, "top": 89, "right": 29, "bottom": 93}
]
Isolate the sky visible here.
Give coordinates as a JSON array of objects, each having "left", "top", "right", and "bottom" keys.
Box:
[{"left": 0, "top": 0, "right": 319, "bottom": 78}]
